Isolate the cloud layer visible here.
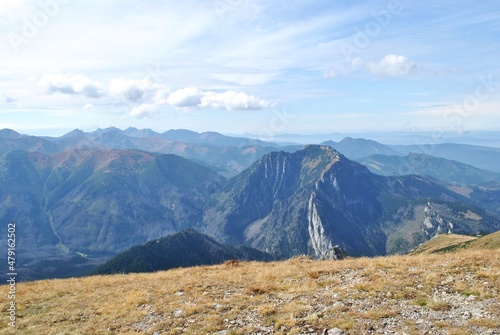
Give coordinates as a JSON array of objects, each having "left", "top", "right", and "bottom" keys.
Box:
[
  {"left": 168, "top": 87, "right": 276, "bottom": 111},
  {"left": 2, "top": 1, "right": 499, "bottom": 134},
  {"left": 36, "top": 72, "right": 276, "bottom": 118},
  {"left": 324, "top": 54, "right": 419, "bottom": 78},
  {"left": 38, "top": 73, "right": 105, "bottom": 98},
  {"left": 367, "top": 54, "right": 417, "bottom": 77}
]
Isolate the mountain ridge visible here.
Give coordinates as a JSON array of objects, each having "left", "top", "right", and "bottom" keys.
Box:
[
  {"left": 91, "top": 229, "right": 273, "bottom": 275},
  {"left": 201, "top": 145, "right": 500, "bottom": 258}
]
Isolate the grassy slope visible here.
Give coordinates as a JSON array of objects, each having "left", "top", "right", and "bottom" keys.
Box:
[
  {"left": 410, "top": 231, "right": 500, "bottom": 255},
  {"left": 409, "top": 234, "right": 479, "bottom": 255},
  {"left": 1, "top": 250, "right": 499, "bottom": 335}
]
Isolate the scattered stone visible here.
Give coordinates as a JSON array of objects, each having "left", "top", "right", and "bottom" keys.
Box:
[
  {"left": 325, "top": 328, "right": 345, "bottom": 335},
  {"left": 441, "top": 275, "right": 454, "bottom": 285}
]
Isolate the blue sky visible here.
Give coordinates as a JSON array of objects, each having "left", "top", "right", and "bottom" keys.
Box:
[{"left": 0, "top": 0, "right": 499, "bottom": 138}]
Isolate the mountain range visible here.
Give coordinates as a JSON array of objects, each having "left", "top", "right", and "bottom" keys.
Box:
[
  {"left": 3, "top": 128, "right": 500, "bottom": 177},
  {"left": 358, "top": 153, "right": 500, "bottom": 186},
  {"left": 1, "top": 128, "right": 499, "bottom": 280},
  {"left": 322, "top": 137, "right": 500, "bottom": 173},
  {"left": 0, "top": 127, "right": 300, "bottom": 178}
]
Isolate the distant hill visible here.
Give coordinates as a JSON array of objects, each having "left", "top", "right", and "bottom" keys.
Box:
[
  {"left": 0, "top": 129, "right": 62, "bottom": 154},
  {"left": 322, "top": 137, "right": 399, "bottom": 159},
  {"left": 358, "top": 153, "right": 500, "bottom": 186},
  {"left": 4, "top": 128, "right": 500, "bottom": 175},
  {"left": 390, "top": 143, "right": 500, "bottom": 173},
  {"left": 92, "top": 229, "right": 273, "bottom": 275},
  {"left": 160, "top": 129, "right": 269, "bottom": 147},
  {"left": 409, "top": 231, "right": 500, "bottom": 255},
  {"left": 36, "top": 127, "right": 300, "bottom": 177},
  {"left": 320, "top": 136, "right": 500, "bottom": 173}
]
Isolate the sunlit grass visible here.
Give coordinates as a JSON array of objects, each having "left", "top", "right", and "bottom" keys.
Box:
[{"left": 0, "top": 249, "right": 498, "bottom": 334}]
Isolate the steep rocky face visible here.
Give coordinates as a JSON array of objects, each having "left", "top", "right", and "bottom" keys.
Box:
[{"left": 201, "top": 145, "right": 500, "bottom": 258}]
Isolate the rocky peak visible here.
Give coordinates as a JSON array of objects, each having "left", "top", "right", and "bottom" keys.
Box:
[{"left": 422, "top": 201, "right": 454, "bottom": 236}]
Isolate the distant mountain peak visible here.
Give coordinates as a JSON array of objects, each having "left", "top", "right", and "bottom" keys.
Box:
[
  {"left": 0, "top": 128, "right": 23, "bottom": 139},
  {"left": 61, "top": 129, "right": 87, "bottom": 138},
  {"left": 123, "top": 127, "right": 160, "bottom": 138},
  {"left": 322, "top": 137, "right": 399, "bottom": 159}
]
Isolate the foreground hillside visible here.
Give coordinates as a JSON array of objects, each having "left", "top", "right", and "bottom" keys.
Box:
[
  {"left": 1, "top": 250, "right": 498, "bottom": 335},
  {"left": 410, "top": 231, "right": 500, "bottom": 255}
]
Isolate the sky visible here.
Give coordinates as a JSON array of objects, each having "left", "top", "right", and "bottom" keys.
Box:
[{"left": 0, "top": 0, "right": 499, "bottom": 138}]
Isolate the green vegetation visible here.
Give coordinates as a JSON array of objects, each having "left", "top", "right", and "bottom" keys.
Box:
[{"left": 92, "top": 229, "right": 273, "bottom": 275}]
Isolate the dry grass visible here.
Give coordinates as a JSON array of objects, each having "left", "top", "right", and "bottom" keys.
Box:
[
  {"left": 0, "top": 249, "right": 498, "bottom": 334},
  {"left": 409, "top": 234, "right": 478, "bottom": 255}
]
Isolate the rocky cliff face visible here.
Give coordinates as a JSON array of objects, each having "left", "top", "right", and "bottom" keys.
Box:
[{"left": 201, "top": 145, "right": 500, "bottom": 258}]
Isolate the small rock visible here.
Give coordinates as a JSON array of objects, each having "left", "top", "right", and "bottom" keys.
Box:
[
  {"left": 467, "top": 295, "right": 476, "bottom": 301},
  {"left": 331, "top": 301, "right": 344, "bottom": 308},
  {"left": 326, "top": 328, "right": 345, "bottom": 335},
  {"left": 441, "top": 276, "right": 454, "bottom": 285},
  {"left": 174, "top": 291, "right": 184, "bottom": 296},
  {"left": 386, "top": 291, "right": 393, "bottom": 298},
  {"left": 173, "top": 309, "right": 183, "bottom": 317}
]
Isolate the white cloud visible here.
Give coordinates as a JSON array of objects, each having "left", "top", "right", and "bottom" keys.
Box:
[
  {"left": 38, "top": 73, "right": 104, "bottom": 98},
  {"left": 200, "top": 90, "right": 276, "bottom": 110},
  {"left": 213, "top": 73, "right": 276, "bottom": 86},
  {"left": 367, "top": 54, "right": 417, "bottom": 77},
  {"left": 166, "top": 87, "right": 275, "bottom": 111},
  {"left": 109, "top": 78, "right": 169, "bottom": 102},
  {"left": 324, "top": 55, "right": 419, "bottom": 78},
  {"left": 129, "top": 103, "right": 159, "bottom": 118},
  {"left": 166, "top": 87, "right": 204, "bottom": 108},
  {"left": 83, "top": 103, "right": 95, "bottom": 110},
  {"left": 110, "top": 79, "right": 146, "bottom": 102}
]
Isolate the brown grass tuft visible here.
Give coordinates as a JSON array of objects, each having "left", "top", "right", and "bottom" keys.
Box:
[{"left": 224, "top": 259, "right": 241, "bottom": 267}]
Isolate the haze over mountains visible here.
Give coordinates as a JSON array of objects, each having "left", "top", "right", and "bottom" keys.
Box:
[{"left": 1, "top": 128, "right": 499, "bottom": 280}]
